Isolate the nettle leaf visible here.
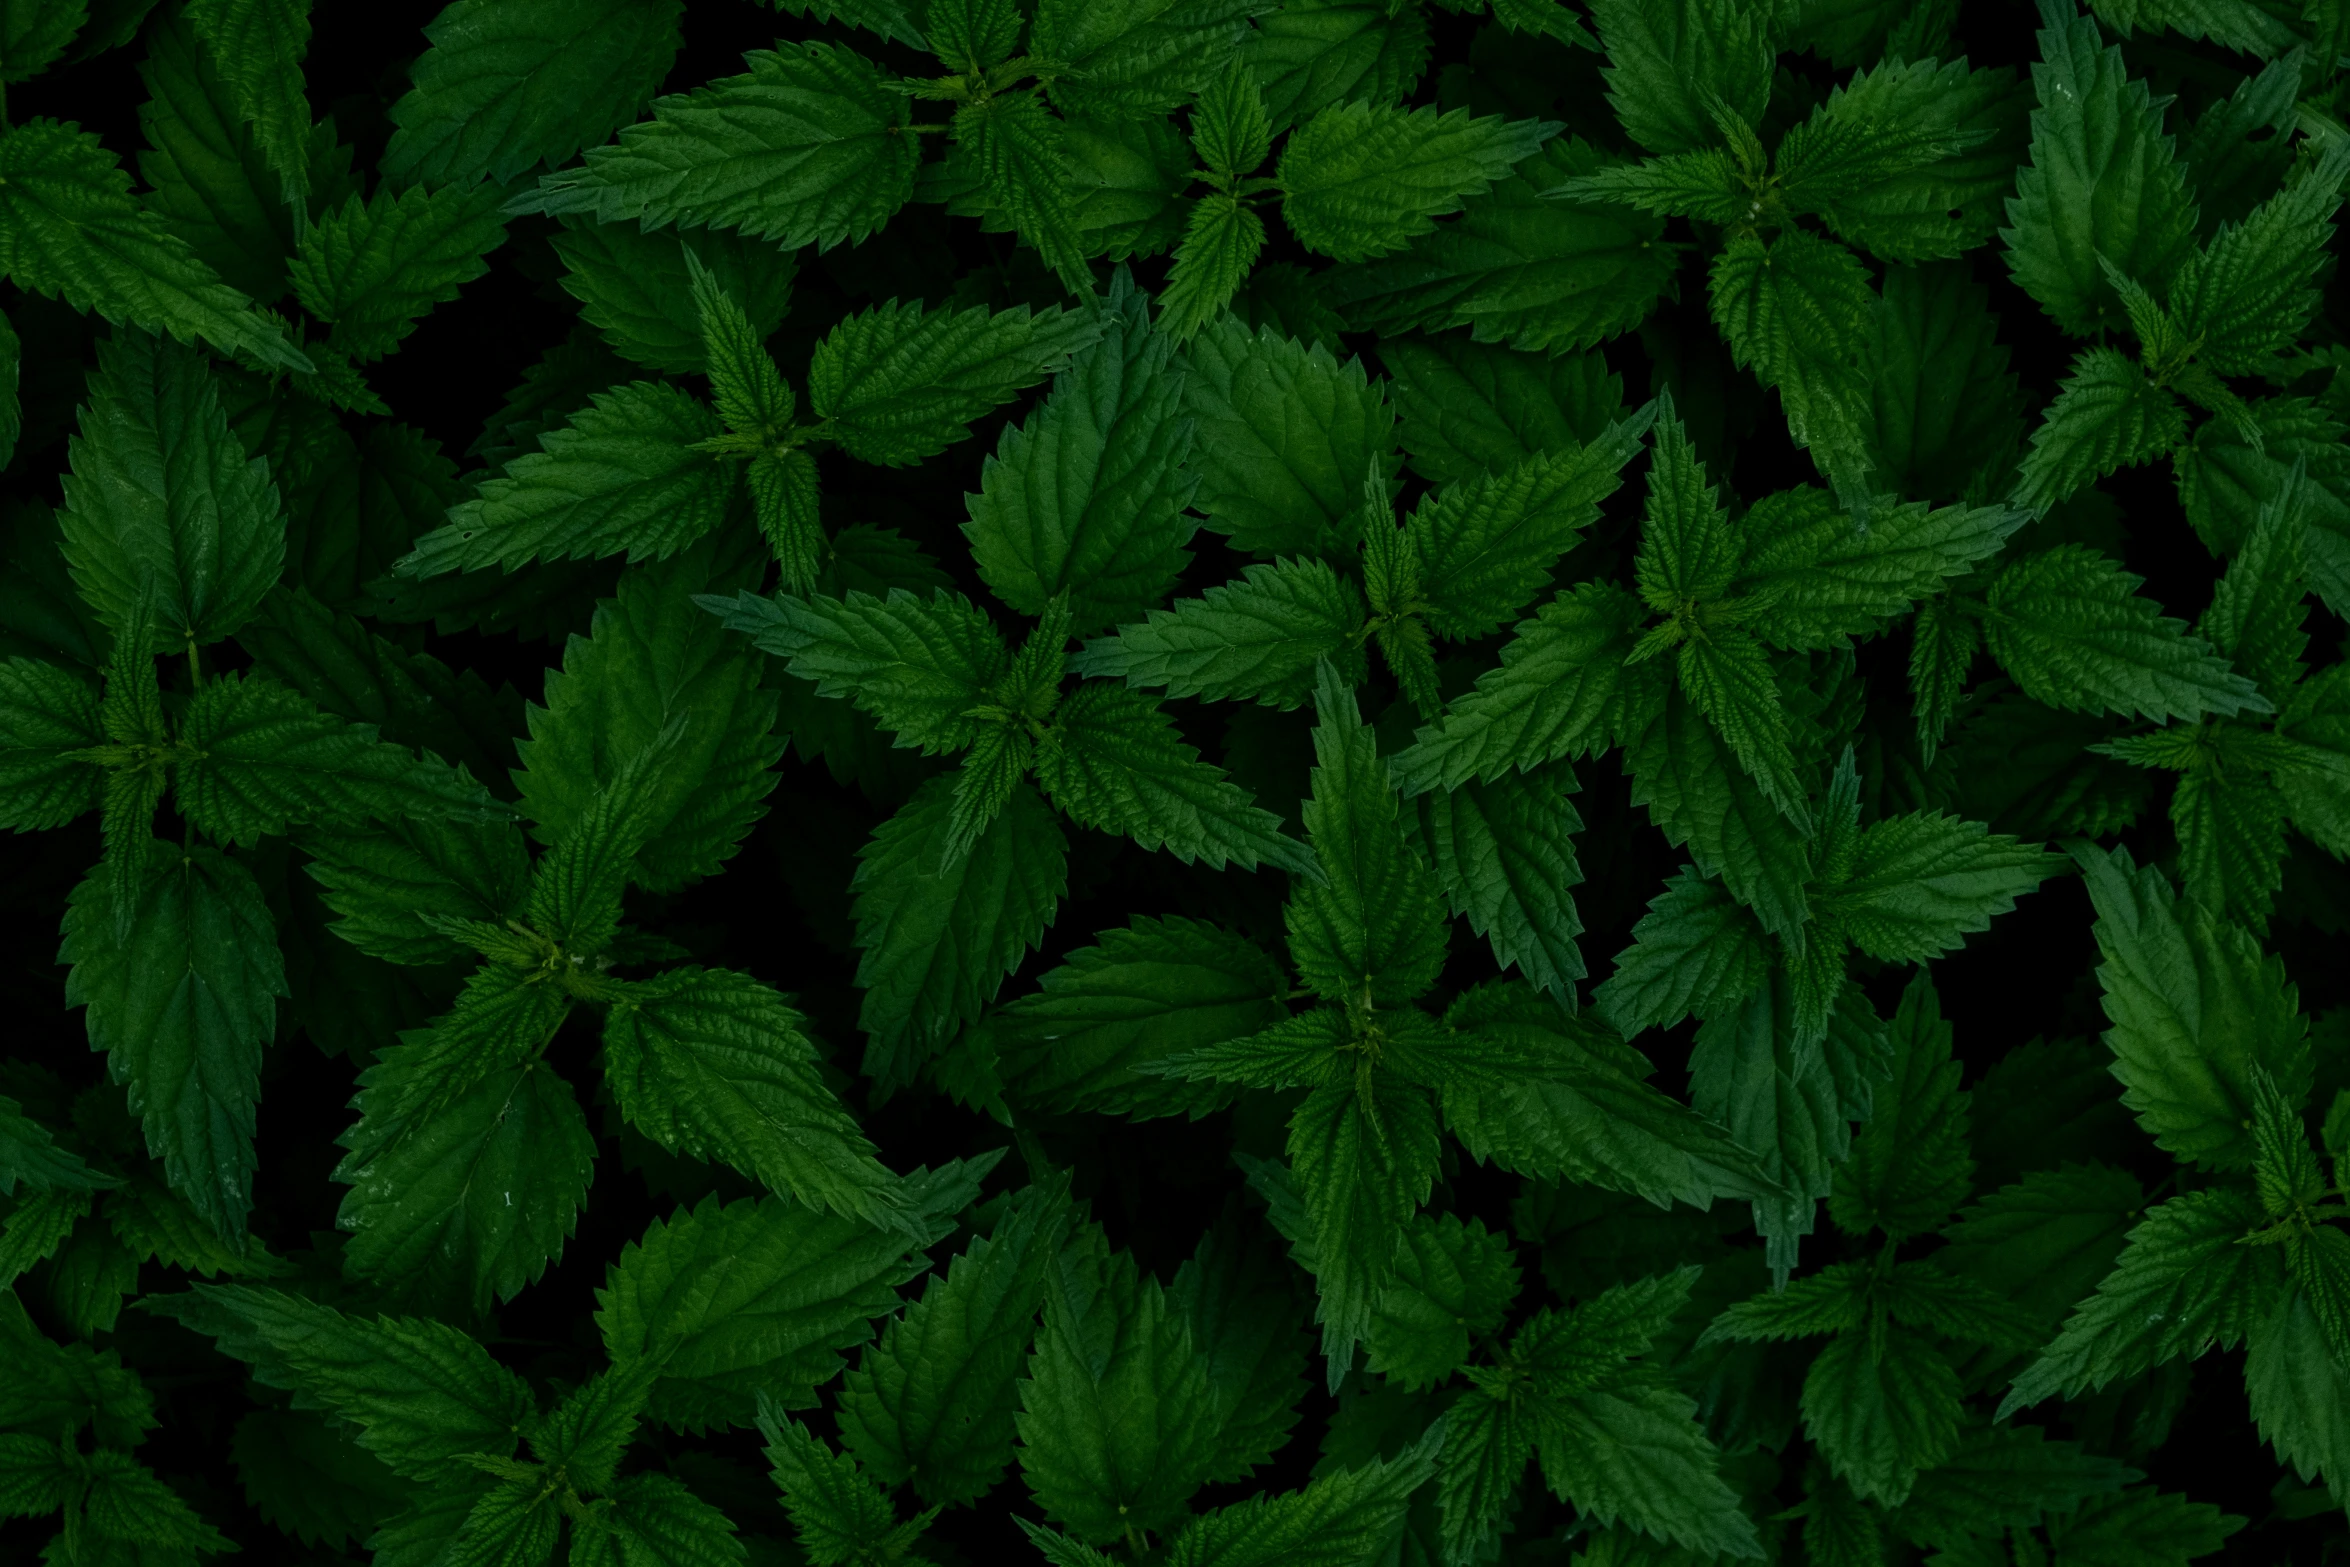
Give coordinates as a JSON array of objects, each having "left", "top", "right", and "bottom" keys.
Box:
[
  {"left": 1710, "top": 227, "right": 1877, "bottom": 508},
  {"left": 838, "top": 1173, "right": 1072, "bottom": 1506},
  {"left": 2075, "top": 843, "right": 2308, "bottom": 1170},
  {"left": 0, "top": 656, "right": 105, "bottom": 830},
  {"left": 144, "top": 1283, "right": 533, "bottom": 1483},
  {"left": 385, "top": 0, "right": 686, "bottom": 188},
  {"left": 517, "top": 540, "right": 781, "bottom": 890},
  {"left": 1277, "top": 102, "right": 1555, "bottom": 263},
  {"left": 851, "top": 775, "right": 1067, "bottom": 1089},
  {"left": 2012, "top": 346, "right": 2187, "bottom": 515},
  {"left": 291, "top": 181, "right": 506, "bottom": 364},
  {"left": 1243, "top": 0, "right": 1431, "bottom": 133},
  {"left": 2004, "top": 2, "right": 2200, "bottom": 336},
  {"left": 526, "top": 41, "right": 919, "bottom": 251},
  {"left": 1038, "top": 681, "right": 1312, "bottom": 874},
  {"left": 60, "top": 842, "right": 285, "bottom": 1240},
  {"left": 1409, "top": 762, "right": 1586, "bottom": 998},
  {"left": 963, "top": 274, "right": 1197, "bottom": 636},
  {"left": 1984, "top": 544, "right": 2269, "bottom": 722},
  {"left": 597, "top": 1160, "right": 984, "bottom": 1433},
  {"left": 401, "top": 381, "right": 737, "bottom": 576},
  {"left": 1322, "top": 136, "right": 1676, "bottom": 355},
  {"left": 1382, "top": 335, "right": 1625, "bottom": 486},
  {"left": 0, "top": 118, "right": 308, "bottom": 370},
  {"left": 1015, "top": 1227, "right": 1222, "bottom": 1542},
  {"left": 714, "top": 585, "right": 1006, "bottom": 756},
  {"left": 553, "top": 220, "right": 797, "bottom": 376},
  {"left": 812, "top": 298, "right": 1099, "bottom": 467},
  {"left": 1073, "top": 556, "right": 1366, "bottom": 711},
  {"left": 989, "top": 915, "right": 1287, "bottom": 1121},
  {"left": 1182, "top": 316, "right": 1399, "bottom": 557},
  {"left": 1586, "top": 0, "right": 1770, "bottom": 157},
  {"left": 603, "top": 966, "right": 904, "bottom": 1230},
  {"left": 1868, "top": 260, "right": 2024, "bottom": 503},
  {"left": 1290, "top": 664, "right": 1447, "bottom": 1005},
  {"left": 57, "top": 326, "right": 284, "bottom": 647}
]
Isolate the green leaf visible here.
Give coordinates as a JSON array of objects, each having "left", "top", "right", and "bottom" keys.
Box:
[
  {"left": 988, "top": 915, "right": 1287, "bottom": 1121},
  {"left": 1156, "top": 1423, "right": 1440, "bottom": 1567},
  {"left": 0, "top": 1093, "right": 115, "bottom": 1196},
  {"left": 1392, "top": 581, "right": 1656, "bottom": 796},
  {"left": 526, "top": 41, "right": 917, "bottom": 252},
  {"left": 1157, "top": 192, "right": 1267, "bottom": 344},
  {"left": 1321, "top": 136, "right": 1675, "bottom": 354},
  {"left": 145, "top": 1282, "right": 532, "bottom": 1483},
  {"left": 1284, "top": 1074, "right": 1444, "bottom": 1390},
  {"left": 2040, "top": 1484, "right": 2245, "bottom": 1567},
  {"left": 1168, "top": 1216, "right": 1310, "bottom": 1484},
  {"left": 1585, "top": 0, "right": 1770, "bottom": 156},
  {"left": 2248, "top": 1282, "right": 2350, "bottom": 1492},
  {"left": 0, "top": 118, "right": 308, "bottom": 370},
  {"left": 1826, "top": 810, "right": 2063, "bottom": 963},
  {"left": 1530, "top": 1380, "right": 1760, "bottom": 1557},
  {"left": 1690, "top": 976, "right": 1888, "bottom": 1275},
  {"left": 604, "top": 966, "right": 903, "bottom": 1230},
  {"left": 1414, "top": 416, "right": 1648, "bottom": 639},
  {"left": 2168, "top": 138, "right": 2350, "bottom": 375},
  {"left": 1936, "top": 1163, "right": 2144, "bottom": 1342},
  {"left": 523, "top": 724, "right": 698, "bottom": 957},
  {"left": 1895, "top": 1422, "right": 2130, "bottom": 1550},
  {"left": 1277, "top": 102, "right": 1553, "bottom": 263},
  {"left": 1983, "top": 544, "right": 2269, "bottom": 722},
  {"left": 1801, "top": 1325, "right": 1959, "bottom": 1507},
  {"left": 2012, "top": 347, "right": 2187, "bottom": 516},
  {"left": 1409, "top": 761, "right": 1584, "bottom": 997},
  {"left": 1015, "top": 1228, "right": 1222, "bottom": 1542},
  {"left": 1677, "top": 628, "right": 1810, "bottom": 828},
  {"left": 182, "top": 0, "right": 311, "bottom": 209},
  {"left": 838, "top": 1174, "right": 1072, "bottom": 1507},
  {"left": 1181, "top": 316, "right": 1399, "bottom": 557},
  {"left": 1366, "top": 1212, "right": 1519, "bottom": 1389},
  {"left": 1382, "top": 335, "right": 1624, "bottom": 487},
  {"left": 401, "top": 381, "right": 736, "bottom": 576},
  {"left": 1037, "top": 680, "right": 1313, "bottom": 874},
  {"left": 301, "top": 815, "right": 533, "bottom": 966},
  {"left": 715, "top": 586, "right": 1006, "bottom": 757},
  {"left": 517, "top": 543, "right": 780, "bottom": 891},
  {"left": 811, "top": 297, "right": 1099, "bottom": 467},
  {"left": 1999, "top": 1184, "right": 2280, "bottom": 1414},
  {"left": 384, "top": 0, "right": 684, "bottom": 187},
  {"left": 1242, "top": 0, "right": 1429, "bottom": 133},
  {"left": 1867, "top": 261, "right": 2024, "bottom": 504},
  {"left": 60, "top": 841, "right": 283, "bottom": 1240},
  {"left": 1033, "top": 0, "right": 1260, "bottom": 121},
  {"left": 1071, "top": 556, "right": 1364, "bottom": 712},
  {"left": 759, "top": 1410, "right": 921, "bottom": 1567},
  {"left": 1594, "top": 870, "right": 1770, "bottom": 1037},
  {"left": 175, "top": 671, "right": 497, "bottom": 844},
  {"left": 291, "top": 182, "right": 506, "bottom": 364},
  {"left": 57, "top": 326, "right": 284, "bottom": 647},
  {"left": 1734, "top": 490, "right": 2022, "bottom": 651},
  {"left": 1828, "top": 973, "right": 1971, "bottom": 1239},
  {"left": 1, "top": 0, "right": 88, "bottom": 85},
  {"left": 852, "top": 775, "right": 1066, "bottom": 1089},
  {"left": 1627, "top": 684, "right": 1812, "bottom": 941},
  {"left": 1290, "top": 664, "right": 1447, "bottom": 1005},
  {"left": 957, "top": 90, "right": 1091, "bottom": 292},
  {"left": 0, "top": 655, "right": 103, "bottom": 830},
  {"left": 1710, "top": 227, "right": 1877, "bottom": 507},
  {"left": 336, "top": 1042, "right": 594, "bottom": 1314},
  {"left": 229, "top": 1407, "right": 411, "bottom": 1551},
  {"left": 2003, "top": 4, "right": 2200, "bottom": 336},
  {"left": 554, "top": 221, "right": 796, "bottom": 377},
  {"left": 1778, "top": 56, "right": 2026, "bottom": 264},
  {"left": 597, "top": 1163, "right": 984, "bottom": 1432},
  {"left": 2076, "top": 842, "right": 2308, "bottom": 1170},
  {"left": 963, "top": 274, "right": 1197, "bottom": 635}
]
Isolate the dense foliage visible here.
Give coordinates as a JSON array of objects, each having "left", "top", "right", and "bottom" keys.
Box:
[{"left": 3, "top": 0, "right": 2350, "bottom": 1561}]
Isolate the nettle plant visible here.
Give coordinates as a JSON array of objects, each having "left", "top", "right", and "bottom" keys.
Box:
[{"left": 5, "top": 0, "right": 2350, "bottom": 1562}]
